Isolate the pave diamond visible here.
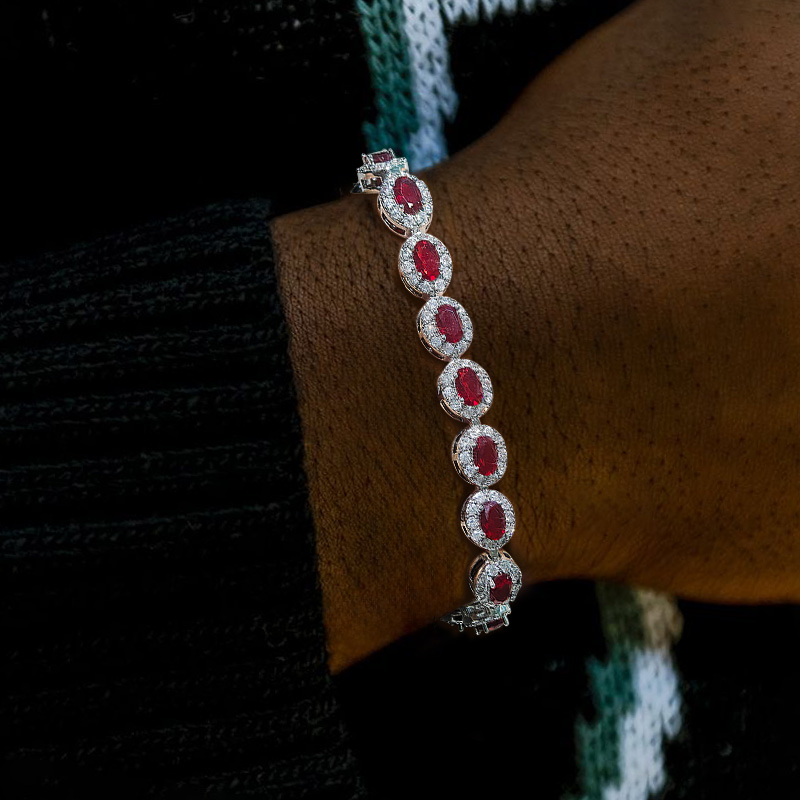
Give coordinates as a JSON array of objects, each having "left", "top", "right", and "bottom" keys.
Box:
[
  {"left": 451, "top": 424, "right": 507, "bottom": 487},
  {"left": 417, "top": 296, "right": 473, "bottom": 360},
  {"left": 470, "top": 550, "right": 522, "bottom": 608},
  {"left": 398, "top": 232, "right": 452, "bottom": 298},
  {"left": 461, "top": 489, "right": 515, "bottom": 550},
  {"left": 378, "top": 171, "right": 432, "bottom": 236},
  {"left": 437, "top": 359, "right": 492, "bottom": 421}
]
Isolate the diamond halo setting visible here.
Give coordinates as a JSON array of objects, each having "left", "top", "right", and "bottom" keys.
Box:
[
  {"left": 470, "top": 551, "right": 523, "bottom": 608},
  {"left": 452, "top": 424, "right": 508, "bottom": 487},
  {"left": 461, "top": 488, "right": 516, "bottom": 550},
  {"left": 417, "top": 296, "right": 473, "bottom": 360},
  {"left": 398, "top": 232, "right": 453, "bottom": 298},
  {"left": 378, "top": 172, "right": 433, "bottom": 237},
  {"left": 437, "top": 358, "right": 493, "bottom": 421}
]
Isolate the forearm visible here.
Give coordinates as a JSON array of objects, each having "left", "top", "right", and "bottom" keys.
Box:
[{"left": 274, "top": 0, "right": 800, "bottom": 670}]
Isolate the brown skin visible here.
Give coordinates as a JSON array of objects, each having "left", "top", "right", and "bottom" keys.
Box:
[{"left": 273, "top": 0, "right": 800, "bottom": 672}]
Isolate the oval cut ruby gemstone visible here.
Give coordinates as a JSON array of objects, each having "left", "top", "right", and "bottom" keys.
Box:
[
  {"left": 479, "top": 500, "right": 506, "bottom": 541},
  {"left": 455, "top": 367, "right": 483, "bottom": 406},
  {"left": 412, "top": 239, "right": 440, "bottom": 281},
  {"left": 435, "top": 305, "right": 463, "bottom": 343},
  {"left": 372, "top": 150, "right": 392, "bottom": 163},
  {"left": 393, "top": 175, "right": 423, "bottom": 214},
  {"left": 489, "top": 573, "right": 513, "bottom": 604},
  {"left": 473, "top": 435, "right": 498, "bottom": 476}
]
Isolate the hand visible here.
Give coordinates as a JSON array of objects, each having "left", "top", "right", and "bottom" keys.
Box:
[{"left": 273, "top": 0, "right": 800, "bottom": 671}]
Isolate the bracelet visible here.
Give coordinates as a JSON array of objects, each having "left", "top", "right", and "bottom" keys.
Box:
[{"left": 353, "top": 149, "right": 522, "bottom": 634}]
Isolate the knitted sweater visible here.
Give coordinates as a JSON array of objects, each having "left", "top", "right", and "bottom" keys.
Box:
[
  {"left": 3, "top": 199, "right": 364, "bottom": 797},
  {"left": 3, "top": 2, "right": 800, "bottom": 798}
]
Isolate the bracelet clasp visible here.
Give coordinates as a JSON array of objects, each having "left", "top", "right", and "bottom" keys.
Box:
[{"left": 352, "top": 149, "right": 409, "bottom": 194}]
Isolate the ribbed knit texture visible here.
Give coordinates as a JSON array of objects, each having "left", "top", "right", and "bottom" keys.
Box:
[{"left": 1, "top": 199, "right": 363, "bottom": 798}]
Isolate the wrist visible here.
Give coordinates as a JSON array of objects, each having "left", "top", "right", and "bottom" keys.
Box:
[
  {"left": 271, "top": 146, "right": 589, "bottom": 670},
  {"left": 274, "top": 0, "right": 800, "bottom": 672}
]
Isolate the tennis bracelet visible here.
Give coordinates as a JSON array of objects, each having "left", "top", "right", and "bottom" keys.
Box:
[{"left": 353, "top": 149, "right": 522, "bottom": 634}]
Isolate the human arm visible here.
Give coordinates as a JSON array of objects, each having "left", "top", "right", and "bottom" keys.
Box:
[{"left": 272, "top": 0, "right": 800, "bottom": 672}]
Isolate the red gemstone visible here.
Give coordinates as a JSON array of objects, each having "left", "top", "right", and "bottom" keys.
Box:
[
  {"left": 412, "top": 240, "right": 440, "bottom": 281},
  {"left": 473, "top": 436, "right": 498, "bottom": 476},
  {"left": 489, "top": 573, "right": 513, "bottom": 604},
  {"left": 486, "top": 617, "right": 506, "bottom": 632},
  {"left": 479, "top": 500, "right": 506, "bottom": 541},
  {"left": 393, "top": 175, "right": 424, "bottom": 214},
  {"left": 372, "top": 150, "right": 392, "bottom": 163},
  {"left": 435, "top": 305, "right": 463, "bottom": 343},
  {"left": 455, "top": 367, "right": 483, "bottom": 406}
]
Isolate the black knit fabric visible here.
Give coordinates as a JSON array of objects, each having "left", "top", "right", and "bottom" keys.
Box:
[
  {"left": 0, "top": 0, "right": 371, "bottom": 260},
  {"left": 661, "top": 602, "right": 800, "bottom": 798},
  {"left": 1, "top": 199, "right": 364, "bottom": 798}
]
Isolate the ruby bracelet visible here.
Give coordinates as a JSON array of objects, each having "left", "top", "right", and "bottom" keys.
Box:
[{"left": 353, "top": 149, "right": 522, "bottom": 634}]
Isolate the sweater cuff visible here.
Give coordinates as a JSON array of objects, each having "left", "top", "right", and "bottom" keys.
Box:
[{"left": 2, "top": 199, "right": 364, "bottom": 798}]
